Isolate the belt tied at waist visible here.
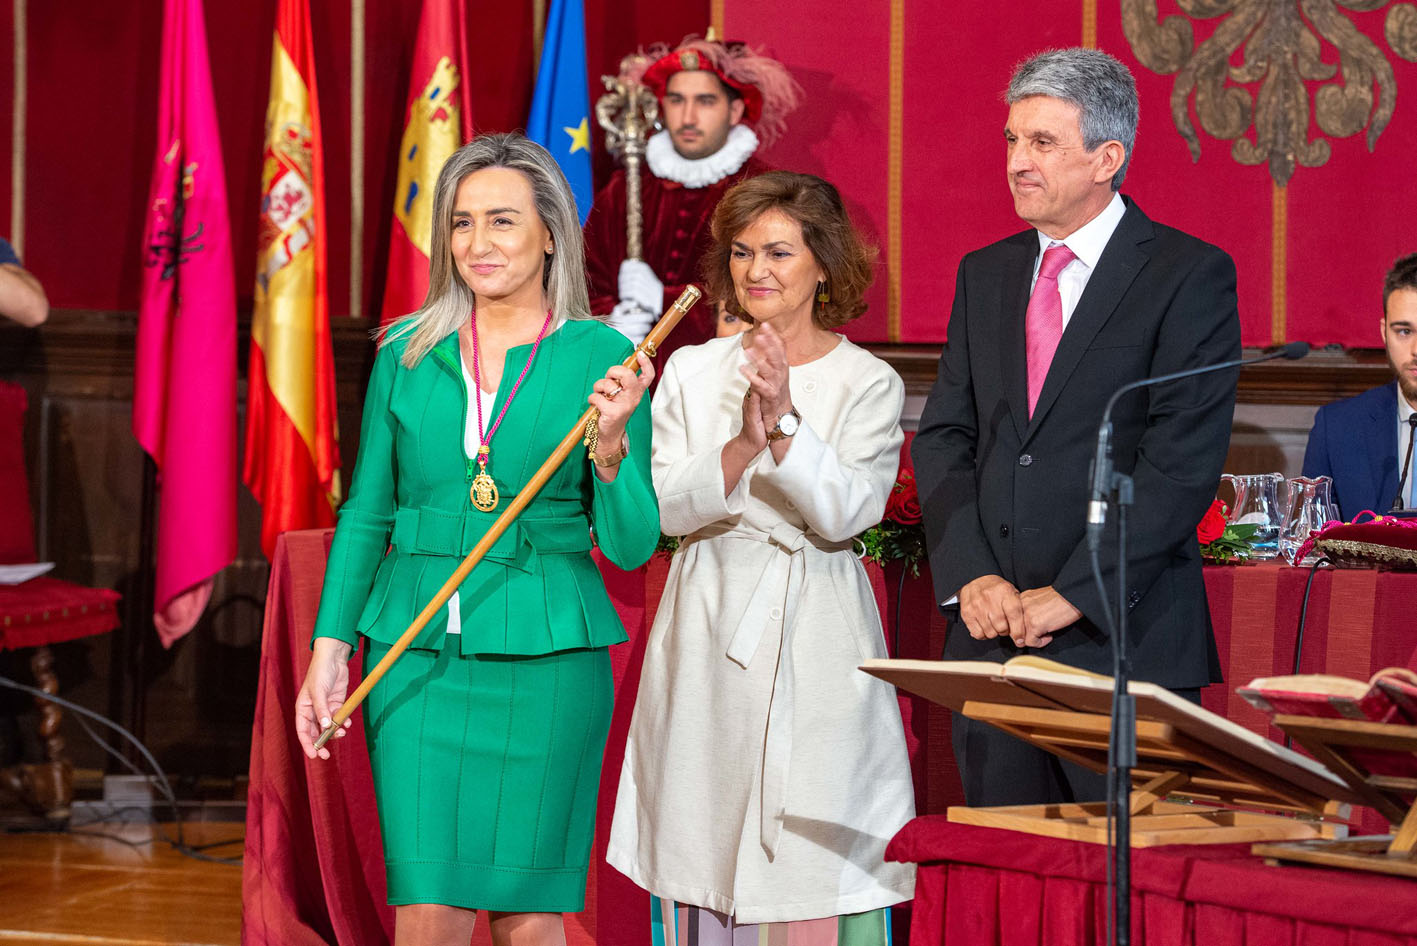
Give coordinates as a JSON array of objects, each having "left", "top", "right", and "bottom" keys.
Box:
[
  {"left": 716, "top": 522, "right": 852, "bottom": 859},
  {"left": 391, "top": 503, "right": 592, "bottom": 572}
]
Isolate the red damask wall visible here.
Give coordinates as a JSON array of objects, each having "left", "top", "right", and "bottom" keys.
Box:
[
  {"left": 724, "top": 0, "right": 1417, "bottom": 347},
  {"left": 5, "top": 2, "right": 1411, "bottom": 345},
  {"left": 1, "top": 0, "right": 707, "bottom": 319}
]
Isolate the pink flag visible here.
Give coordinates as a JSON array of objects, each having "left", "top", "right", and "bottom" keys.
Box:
[{"left": 133, "top": 0, "right": 237, "bottom": 648}]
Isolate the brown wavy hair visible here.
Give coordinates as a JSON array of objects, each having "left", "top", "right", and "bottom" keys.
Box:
[{"left": 704, "top": 171, "right": 876, "bottom": 330}]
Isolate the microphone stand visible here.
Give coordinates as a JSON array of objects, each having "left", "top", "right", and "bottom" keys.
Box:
[{"left": 1087, "top": 341, "right": 1308, "bottom": 946}]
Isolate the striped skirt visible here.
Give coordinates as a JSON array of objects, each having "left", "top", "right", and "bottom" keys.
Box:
[{"left": 651, "top": 899, "right": 892, "bottom": 946}]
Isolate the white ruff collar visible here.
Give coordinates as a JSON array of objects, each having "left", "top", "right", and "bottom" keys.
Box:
[{"left": 645, "top": 125, "right": 759, "bottom": 189}]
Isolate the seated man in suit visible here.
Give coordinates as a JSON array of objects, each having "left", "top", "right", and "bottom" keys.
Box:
[
  {"left": 912, "top": 48, "right": 1241, "bottom": 807},
  {"left": 1303, "top": 253, "right": 1417, "bottom": 519}
]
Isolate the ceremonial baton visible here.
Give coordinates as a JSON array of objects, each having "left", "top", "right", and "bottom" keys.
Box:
[{"left": 314, "top": 285, "right": 702, "bottom": 751}]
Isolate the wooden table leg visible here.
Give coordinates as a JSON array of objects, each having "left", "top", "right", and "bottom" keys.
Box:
[
  {"left": 0, "top": 645, "right": 73, "bottom": 819},
  {"left": 28, "top": 645, "right": 72, "bottom": 817}
]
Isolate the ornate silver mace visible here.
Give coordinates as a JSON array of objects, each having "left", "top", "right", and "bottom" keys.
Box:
[{"left": 595, "top": 60, "right": 659, "bottom": 261}]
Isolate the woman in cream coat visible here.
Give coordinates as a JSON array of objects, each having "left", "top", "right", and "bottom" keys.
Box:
[{"left": 609, "top": 172, "right": 914, "bottom": 944}]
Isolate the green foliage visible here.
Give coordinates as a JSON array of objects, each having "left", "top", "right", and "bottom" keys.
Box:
[
  {"left": 855, "top": 520, "right": 927, "bottom": 576},
  {"left": 1199, "top": 523, "right": 1259, "bottom": 563}
]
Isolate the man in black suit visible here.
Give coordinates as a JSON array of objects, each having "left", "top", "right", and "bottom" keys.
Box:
[{"left": 912, "top": 48, "right": 1241, "bottom": 807}]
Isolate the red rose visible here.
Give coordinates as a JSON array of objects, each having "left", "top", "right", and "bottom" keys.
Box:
[
  {"left": 1196, "top": 499, "right": 1228, "bottom": 545},
  {"left": 885, "top": 469, "right": 923, "bottom": 525}
]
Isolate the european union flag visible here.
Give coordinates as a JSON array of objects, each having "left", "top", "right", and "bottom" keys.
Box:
[{"left": 527, "top": 0, "right": 593, "bottom": 224}]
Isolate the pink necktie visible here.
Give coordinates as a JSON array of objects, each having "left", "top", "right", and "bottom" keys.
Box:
[{"left": 1025, "top": 243, "right": 1077, "bottom": 417}]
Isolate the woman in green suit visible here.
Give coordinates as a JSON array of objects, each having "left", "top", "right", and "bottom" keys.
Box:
[{"left": 294, "top": 133, "right": 660, "bottom": 946}]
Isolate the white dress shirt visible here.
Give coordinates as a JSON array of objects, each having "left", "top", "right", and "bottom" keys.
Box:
[
  {"left": 1031, "top": 192, "right": 1127, "bottom": 329},
  {"left": 1399, "top": 382, "right": 1417, "bottom": 508},
  {"left": 447, "top": 348, "right": 497, "bottom": 635}
]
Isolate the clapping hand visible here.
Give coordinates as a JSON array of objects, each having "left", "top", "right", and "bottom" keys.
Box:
[{"left": 740, "top": 321, "right": 793, "bottom": 430}]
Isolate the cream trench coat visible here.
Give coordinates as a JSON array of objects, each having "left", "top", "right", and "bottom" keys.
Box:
[{"left": 607, "top": 334, "right": 916, "bottom": 924}]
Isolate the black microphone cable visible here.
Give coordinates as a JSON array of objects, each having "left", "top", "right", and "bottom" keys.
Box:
[{"left": 0, "top": 673, "right": 241, "bottom": 865}]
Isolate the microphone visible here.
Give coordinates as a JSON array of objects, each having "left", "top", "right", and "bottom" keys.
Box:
[
  {"left": 1086, "top": 341, "right": 1310, "bottom": 550},
  {"left": 1392, "top": 415, "right": 1417, "bottom": 512}
]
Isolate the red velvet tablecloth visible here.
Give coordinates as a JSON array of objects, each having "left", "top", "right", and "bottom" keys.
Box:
[
  {"left": 1201, "top": 562, "right": 1417, "bottom": 743},
  {"left": 241, "top": 530, "right": 391, "bottom": 946},
  {"left": 887, "top": 818, "right": 1417, "bottom": 946},
  {"left": 1203, "top": 562, "right": 1417, "bottom": 835}
]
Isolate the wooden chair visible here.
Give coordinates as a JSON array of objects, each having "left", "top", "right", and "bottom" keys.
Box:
[{"left": 0, "top": 380, "right": 120, "bottom": 818}]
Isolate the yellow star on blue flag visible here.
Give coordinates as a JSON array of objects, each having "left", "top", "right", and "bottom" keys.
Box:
[
  {"left": 527, "top": 0, "right": 593, "bottom": 223},
  {"left": 564, "top": 118, "right": 590, "bottom": 155}
]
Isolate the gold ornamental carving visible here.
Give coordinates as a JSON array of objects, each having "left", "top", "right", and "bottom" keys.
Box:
[{"left": 1122, "top": 1, "right": 1417, "bottom": 185}]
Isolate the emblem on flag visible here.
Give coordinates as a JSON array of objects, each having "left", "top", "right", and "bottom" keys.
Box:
[{"left": 394, "top": 56, "right": 463, "bottom": 259}]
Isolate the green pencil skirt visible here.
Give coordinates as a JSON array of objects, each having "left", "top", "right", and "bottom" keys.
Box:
[{"left": 362, "top": 638, "right": 613, "bottom": 912}]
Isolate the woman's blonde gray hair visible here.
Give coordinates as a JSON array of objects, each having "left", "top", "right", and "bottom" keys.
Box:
[{"left": 379, "top": 132, "right": 592, "bottom": 367}]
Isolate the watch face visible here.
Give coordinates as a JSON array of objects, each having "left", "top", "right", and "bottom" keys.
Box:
[{"left": 777, "top": 411, "right": 800, "bottom": 436}]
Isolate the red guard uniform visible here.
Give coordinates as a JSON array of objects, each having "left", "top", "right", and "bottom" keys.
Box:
[
  {"left": 583, "top": 38, "right": 800, "bottom": 358},
  {"left": 584, "top": 154, "right": 768, "bottom": 360}
]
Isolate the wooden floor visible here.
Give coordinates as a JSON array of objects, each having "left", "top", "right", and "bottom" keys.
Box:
[{"left": 0, "top": 820, "right": 242, "bottom": 945}]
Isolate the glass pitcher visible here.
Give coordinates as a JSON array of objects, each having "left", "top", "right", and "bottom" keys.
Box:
[
  {"left": 1219, "top": 472, "right": 1284, "bottom": 560},
  {"left": 1280, "top": 475, "right": 1338, "bottom": 566}
]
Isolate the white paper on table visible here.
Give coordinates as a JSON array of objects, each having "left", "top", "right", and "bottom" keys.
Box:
[{"left": 0, "top": 562, "right": 55, "bottom": 585}]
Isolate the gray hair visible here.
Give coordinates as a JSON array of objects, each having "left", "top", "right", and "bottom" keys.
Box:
[
  {"left": 381, "top": 132, "right": 592, "bottom": 367},
  {"left": 1006, "top": 48, "right": 1138, "bottom": 191}
]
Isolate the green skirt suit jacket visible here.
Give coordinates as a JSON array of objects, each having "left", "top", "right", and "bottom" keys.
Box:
[{"left": 311, "top": 317, "right": 659, "bottom": 912}]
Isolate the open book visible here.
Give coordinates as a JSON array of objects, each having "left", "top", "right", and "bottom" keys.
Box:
[
  {"left": 1240, "top": 668, "right": 1417, "bottom": 781},
  {"left": 861, "top": 653, "right": 1357, "bottom": 811},
  {"left": 1238, "top": 668, "right": 1417, "bottom": 726}
]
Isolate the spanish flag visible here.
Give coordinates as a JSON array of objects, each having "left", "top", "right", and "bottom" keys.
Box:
[
  {"left": 379, "top": 0, "right": 475, "bottom": 324},
  {"left": 243, "top": 0, "right": 341, "bottom": 559}
]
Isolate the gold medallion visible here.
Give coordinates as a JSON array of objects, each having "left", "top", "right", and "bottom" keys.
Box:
[{"left": 470, "top": 470, "right": 499, "bottom": 512}]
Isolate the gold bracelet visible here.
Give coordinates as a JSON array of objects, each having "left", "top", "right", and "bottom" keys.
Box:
[
  {"left": 592, "top": 440, "right": 628, "bottom": 467},
  {"left": 583, "top": 411, "right": 601, "bottom": 459}
]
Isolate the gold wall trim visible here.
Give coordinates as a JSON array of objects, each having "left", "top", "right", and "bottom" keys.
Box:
[
  {"left": 533, "top": 0, "right": 546, "bottom": 82},
  {"left": 886, "top": 0, "right": 903, "bottom": 342},
  {"left": 350, "top": 0, "right": 365, "bottom": 319},
  {"left": 11, "top": 0, "right": 25, "bottom": 256},
  {"left": 711, "top": 0, "right": 724, "bottom": 38},
  {"left": 1271, "top": 182, "right": 1287, "bottom": 343},
  {"left": 1082, "top": 0, "right": 1097, "bottom": 48}
]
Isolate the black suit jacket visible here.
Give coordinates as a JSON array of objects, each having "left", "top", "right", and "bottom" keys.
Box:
[{"left": 912, "top": 199, "right": 1240, "bottom": 689}]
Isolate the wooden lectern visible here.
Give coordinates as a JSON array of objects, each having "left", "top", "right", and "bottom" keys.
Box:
[
  {"left": 1253, "top": 715, "right": 1417, "bottom": 876},
  {"left": 862, "top": 658, "right": 1360, "bottom": 846}
]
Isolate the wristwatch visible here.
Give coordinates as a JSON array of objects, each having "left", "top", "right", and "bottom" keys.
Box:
[{"left": 766, "top": 408, "right": 801, "bottom": 442}]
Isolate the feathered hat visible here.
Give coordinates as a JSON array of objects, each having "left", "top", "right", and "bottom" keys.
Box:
[{"left": 625, "top": 36, "right": 802, "bottom": 147}]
